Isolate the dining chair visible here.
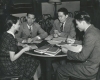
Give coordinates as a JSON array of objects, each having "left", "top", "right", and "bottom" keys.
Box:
[
  {"left": 20, "top": 16, "right": 26, "bottom": 23},
  {"left": 74, "top": 11, "right": 80, "bottom": 17},
  {"left": 68, "top": 12, "right": 73, "bottom": 18}
]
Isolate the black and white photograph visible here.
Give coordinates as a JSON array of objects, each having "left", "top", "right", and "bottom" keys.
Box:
[{"left": 0, "top": 0, "right": 100, "bottom": 80}]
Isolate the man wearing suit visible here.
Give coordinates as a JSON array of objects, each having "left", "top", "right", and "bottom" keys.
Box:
[
  {"left": 45, "top": 8, "right": 76, "bottom": 40},
  {"left": 56, "top": 12, "right": 100, "bottom": 80},
  {"left": 15, "top": 12, "right": 48, "bottom": 43}
]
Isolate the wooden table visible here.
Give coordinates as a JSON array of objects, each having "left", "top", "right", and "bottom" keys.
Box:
[
  {"left": 25, "top": 50, "right": 67, "bottom": 80},
  {"left": 24, "top": 40, "right": 67, "bottom": 80}
]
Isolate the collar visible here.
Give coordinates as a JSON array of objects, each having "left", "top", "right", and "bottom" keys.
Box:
[
  {"left": 85, "top": 24, "right": 91, "bottom": 32},
  {"left": 7, "top": 31, "right": 15, "bottom": 38},
  {"left": 60, "top": 21, "right": 66, "bottom": 26},
  {"left": 27, "top": 24, "right": 32, "bottom": 29},
  {"left": 63, "top": 21, "right": 66, "bottom": 26}
]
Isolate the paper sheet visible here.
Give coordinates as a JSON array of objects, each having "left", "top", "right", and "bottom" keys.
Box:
[
  {"left": 48, "top": 40, "right": 62, "bottom": 44},
  {"left": 64, "top": 44, "right": 82, "bottom": 53},
  {"left": 53, "top": 37, "right": 66, "bottom": 42}
]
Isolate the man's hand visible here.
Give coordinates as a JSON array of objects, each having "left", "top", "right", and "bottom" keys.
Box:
[
  {"left": 54, "top": 30, "right": 61, "bottom": 37},
  {"left": 66, "top": 38, "right": 75, "bottom": 44},
  {"left": 45, "top": 35, "right": 53, "bottom": 40},
  {"left": 61, "top": 47, "right": 68, "bottom": 53},
  {"left": 27, "top": 38, "right": 33, "bottom": 43},
  {"left": 22, "top": 38, "right": 33, "bottom": 43},
  {"left": 22, "top": 39, "right": 27, "bottom": 43},
  {"left": 31, "top": 36, "right": 40, "bottom": 42},
  {"left": 53, "top": 34, "right": 59, "bottom": 38}
]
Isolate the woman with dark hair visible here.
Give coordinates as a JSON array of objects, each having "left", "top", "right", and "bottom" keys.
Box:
[{"left": 0, "top": 15, "right": 39, "bottom": 80}]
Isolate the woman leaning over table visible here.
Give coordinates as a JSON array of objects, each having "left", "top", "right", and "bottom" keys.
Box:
[{"left": 0, "top": 15, "right": 39, "bottom": 80}]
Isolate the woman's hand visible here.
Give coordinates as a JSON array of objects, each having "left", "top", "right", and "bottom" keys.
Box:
[
  {"left": 22, "top": 44, "right": 29, "bottom": 47},
  {"left": 22, "top": 46, "right": 31, "bottom": 52},
  {"left": 9, "top": 46, "right": 31, "bottom": 61}
]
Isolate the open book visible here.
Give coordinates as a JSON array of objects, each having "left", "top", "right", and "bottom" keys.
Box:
[
  {"left": 53, "top": 37, "right": 66, "bottom": 42},
  {"left": 47, "top": 40, "right": 62, "bottom": 45},
  {"left": 62, "top": 44, "right": 82, "bottom": 53},
  {"left": 47, "top": 37, "right": 66, "bottom": 45}
]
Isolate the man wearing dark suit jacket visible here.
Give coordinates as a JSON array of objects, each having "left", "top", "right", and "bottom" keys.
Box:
[
  {"left": 56, "top": 12, "right": 100, "bottom": 80},
  {"left": 45, "top": 8, "right": 76, "bottom": 40},
  {"left": 15, "top": 12, "right": 48, "bottom": 43}
]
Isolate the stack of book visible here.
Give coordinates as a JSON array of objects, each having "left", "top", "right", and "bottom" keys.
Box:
[
  {"left": 44, "top": 47, "right": 61, "bottom": 56},
  {"left": 34, "top": 44, "right": 52, "bottom": 54},
  {"left": 34, "top": 44, "right": 61, "bottom": 56}
]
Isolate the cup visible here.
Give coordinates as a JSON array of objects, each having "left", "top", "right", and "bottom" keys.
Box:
[{"left": 54, "top": 34, "right": 58, "bottom": 38}]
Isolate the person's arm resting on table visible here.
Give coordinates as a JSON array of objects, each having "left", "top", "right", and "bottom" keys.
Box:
[
  {"left": 9, "top": 46, "right": 31, "bottom": 61},
  {"left": 37, "top": 25, "right": 48, "bottom": 39},
  {"left": 67, "top": 34, "right": 95, "bottom": 61},
  {"left": 58, "top": 22, "right": 76, "bottom": 38}
]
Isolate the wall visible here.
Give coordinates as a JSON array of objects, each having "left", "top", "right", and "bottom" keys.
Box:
[{"left": 42, "top": 1, "right": 80, "bottom": 17}]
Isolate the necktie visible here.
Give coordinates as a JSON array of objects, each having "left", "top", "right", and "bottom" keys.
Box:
[
  {"left": 29, "top": 26, "right": 32, "bottom": 37},
  {"left": 29, "top": 26, "right": 32, "bottom": 31},
  {"left": 60, "top": 23, "right": 63, "bottom": 32}
]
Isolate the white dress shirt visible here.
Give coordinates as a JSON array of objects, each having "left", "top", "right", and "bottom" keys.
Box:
[{"left": 7, "top": 31, "right": 15, "bottom": 38}]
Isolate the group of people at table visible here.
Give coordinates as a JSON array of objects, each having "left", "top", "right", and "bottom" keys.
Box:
[{"left": 0, "top": 7, "right": 100, "bottom": 80}]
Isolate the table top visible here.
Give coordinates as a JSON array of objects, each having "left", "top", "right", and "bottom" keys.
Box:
[
  {"left": 25, "top": 50, "right": 67, "bottom": 57},
  {"left": 24, "top": 40, "right": 67, "bottom": 57}
]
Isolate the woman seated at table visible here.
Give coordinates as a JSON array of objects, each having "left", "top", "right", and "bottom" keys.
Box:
[{"left": 0, "top": 15, "right": 39, "bottom": 80}]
